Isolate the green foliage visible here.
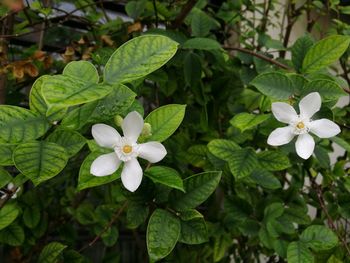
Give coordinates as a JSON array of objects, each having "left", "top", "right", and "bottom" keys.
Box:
[
  {"left": 145, "top": 166, "right": 184, "bottom": 191},
  {"left": 38, "top": 242, "right": 67, "bottom": 263},
  {"left": 0, "top": 203, "right": 20, "bottom": 230}
]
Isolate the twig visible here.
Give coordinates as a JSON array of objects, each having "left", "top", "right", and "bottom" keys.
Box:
[
  {"left": 223, "top": 46, "right": 292, "bottom": 70},
  {"left": 152, "top": 0, "right": 159, "bottom": 28},
  {"left": 170, "top": 0, "right": 197, "bottom": 29},
  {"left": 78, "top": 201, "right": 128, "bottom": 252}
]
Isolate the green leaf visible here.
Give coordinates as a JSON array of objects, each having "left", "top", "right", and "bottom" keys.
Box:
[
  {"left": 0, "top": 167, "right": 11, "bottom": 188},
  {"left": 264, "top": 202, "right": 284, "bottom": 221},
  {"left": 145, "top": 104, "right": 186, "bottom": 142},
  {"left": 38, "top": 242, "right": 67, "bottom": 263},
  {"left": 101, "top": 226, "right": 119, "bottom": 247},
  {"left": 0, "top": 224, "right": 25, "bottom": 246},
  {"left": 250, "top": 72, "right": 294, "bottom": 99},
  {"left": 287, "top": 241, "right": 313, "bottom": 263},
  {"left": 13, "top": 141, "right": 68, "bottom": 186},
  {"left": 42, "top": 75, "right": 114, "bottom": 111},
  {"left": 302, "top": 79, "right": 345, "bottom": 101},
  {"left": 257, "top": 150, "right": 291, "bottom": 171},
  {"left": 302, "top": 35, "right": 350, "bottom": 73},
  {"left": 291, "top": 35, "right": 314, "bottom": 71},
  {"left": 46, "top": 129, "right": 86, "bottom": 157},
  {"left": 145, "top": 166, "right": 184, "bottom": 192},
  {"left": 127, "top": 202, "right": 149, "bottom": 229},
  {"left": 104, "top": 35, "right": 178, "bottom": 84},
  {"left": 230, "top": 113, "right": 270, "bottom": 132},
  {"left": 187, "top": 145, "right": 208, "bottom": 168},
  {"left": 23, "top": 206, "right": 40, "bottom": 228},
  {"left": 63, "top": 61, "right": 99, "bottom": 83},
  {"left": 184, "top": 52, "right": 202, "bottom": 87},
  {"left": 191, "top": 8, "right": 219, "bottom": 37},
  {"left": 300, "top": 225, "right": 338, "bottom": 251},
  {"left": 0, "top": 105, "right": 50, "bottom": 143},
  {"left": 29, "top": 76, "right": 67, "bottom": 121},
  {"left": 179, "top": 218, "right": 208, "bottom": 244},
  {"left": 77, "top": 151, "right": 121, "bottom": 191},
  {"left": 0, "top": 203, "right": 20, "bottom": 230},
  {"left": 179, "top": 209, "right": 203, "bottom": 221},
  {"left": 170, "top": 171, "right": 221, "bottom": 211},
  {"left": 182, "top": 37, "right": 222, "bottom": 50},
  {"left": 284, "top": 208, "right": 311, "bottom": 225},
  {"left": 228, "top": 148, "right": 258, "bottom": 179},
  {"left": 147, "top": 209, "right": 181, "bottom": 261},
  {"left": 250, "top": 170, "right": 281, "bottom": 189},
  {"left": 0, "top": 144, "right": 15, "bottom": 165},
  {"left": 207, "top": 139, "right": 240, "bottom": 162}
]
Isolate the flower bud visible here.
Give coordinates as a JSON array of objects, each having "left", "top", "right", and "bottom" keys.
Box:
[
  {"left": 114, "top": 115, "right": 124, "bottom": 127},
  {"left": 141, "top": 123, "right": 152, "bottom": 137}
]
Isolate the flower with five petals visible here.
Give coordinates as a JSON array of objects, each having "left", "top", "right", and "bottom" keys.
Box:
[
  {"left": 267, "top": 92, "right": 340, "bottom": 159},
  {"left": 90, "top": 111, "right": 167, "bottom": 192}
]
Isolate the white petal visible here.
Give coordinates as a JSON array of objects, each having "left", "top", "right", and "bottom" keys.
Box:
[
  {"left": 122, "top": 111, "right": 144, "bottom": 143},
  {"left": 92, "top": 124, "right": 121, "bottom": 148},
  {"left": 90, "top": 152, "right": 121, "bottom": 176},
  {"left": 267, "top": 126, "right": 295, "bottom": 146},
  {"left": 299, "top": 92, "right": 321, "bottom": 119},
  {"left": 295, "top": 133, "right": 315, "bottom": 159},
  {"left": 138, "top": 142, "right": 167, "bottom": 163},
  {"left": 271, "top": 102, "right": 298, "bottom": 124},
  {"left": 309, "top": 119, "right": 341, "bottom": 138},
  {"left": 121, "top": 158, "right": 143, "bottom": 192}
]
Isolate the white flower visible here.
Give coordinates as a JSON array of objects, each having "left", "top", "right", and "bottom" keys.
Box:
[
  {"left": 90, "top": 111, "right": 167, "bottom": 192},
  {"left": 0, "top": 183, "right": 20, "bottom": 199},
  {"left": 267, "top": 92, "right": 340, "bottom": 159}
]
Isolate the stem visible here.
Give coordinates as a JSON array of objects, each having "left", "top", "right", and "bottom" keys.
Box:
[
  {"left": 170, "top": 0, "right": 197, "bottom": 29},
  {"left": 152, "top": 0, "right": 159, "bottom": 28}
]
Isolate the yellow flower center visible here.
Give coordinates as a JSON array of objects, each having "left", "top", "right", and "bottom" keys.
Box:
[
  {"left": 122, "top": 145, "right": 133, "bottom": 154},
  {"left": 296, "top": 122, "right": 305, "bottom": 129}
]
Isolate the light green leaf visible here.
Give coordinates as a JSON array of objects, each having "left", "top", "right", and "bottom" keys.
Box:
[
  {"left": 230, "top": 113, "right": 270, "bottom": 132},
  {"left": 302, "top": 79, "right": 345, "bottom": 101},
  {"left": 104, "top": 35, "right": 178, "bottom": 84},
  {"left": 46, "top": 129, "right": 86, "bottom": 157},
  {"left": 250, "top": 170, "right": 281, "bottom": 189},
  {"left": 291, "top": 35, "right": 314, "bottom": 71},
  {"left": 207, "top": 139, "right": 240, "bottom": 162},
  {"left": 0, "top": 203, "right": 20, "bottom": 230},
  {"left": 182, "top": 37, "right": 222, "bottom": 50},
  {"left": 77, "top": 151, "right": 121, "bottom": 191},
  {"left": 38, "top": 242, "right": 67, "bottom": 263},
  {"left": 179, "top": 217, "right": 208, "bottom": 244},
  {"left": 13, "top": 141, "right": 68, "bottom": 186},
  {"left": 23, "top": 206, "right": 40, "bottom": 228},
  {"left": 145, "top": 104, "right": 186, "bottom": 142},
  {"left": 228, "top": 148, "right": 258, "bottom": 179},
  {"left": 287, "top": 241, "right": 314, "bottom": 263},
  {"left": 250, "top": 72, "right": 294, "bottom": 99},
  {"left": 0, "top": 144, "right": 15, "bottom": 165},
  {"left": 300, "top": 225, "right": 338, "bottom": 251},
  {"left": 170, "top": 171, "right": 222, "bottom": 211},
  {"left": 147, "top": 209, "right": 181, "bottom": 261},
  {"left": 145, "top": 166, "right": 184, "bottom": 192},
  {"left": 0, "top": 105, "right": 50, "bottom": 143},
  {"left": 0, "top": 224, "right": 25, "bottom": 246},
  {"left": 63, "top": 61, "right": 99, "bottom": 83},
  {"left": 257, "top": 150, "right": 291, "bottom": 171},
  {"left": 302, "top": 35, "right": 350, "bottom": 73}
]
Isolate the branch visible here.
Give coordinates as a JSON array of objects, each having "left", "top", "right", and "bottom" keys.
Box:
[
  {"left": 223, "top": 46, "right": 292, "bottom": 70},
  {"left": 78, "top": 201, "right": 128, "bottom": 252},
  {"left": 170, "top": 0, "right": 197, "bottom": 29}
]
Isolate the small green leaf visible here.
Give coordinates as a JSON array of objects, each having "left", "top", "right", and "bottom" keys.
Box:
[
  {"left": 207, "top": 139, "right": 240, "bottom": 162},
  {"left": 250, "top": 170, "right": 281, "bottom": 189},
  {"left": 147, "top": 209, "right": 181, "bottom": 261},
  {"left": 230, "top": 113, "right": 270, "bottom": 132},
  {"left": 23, "top": 206, "right": 40, "bottom": 228},
  {"left": 170, "top": 171, "right": 221, "bottom": 211},
  {"left": 0, "top": 105, "right": 50, "bottom": 143},
  {"left": 0, "top": 224, "right": 25, "bottom": 246},
  {"left": 145, "top": 104, "right": 186, "bottom": 142},
  {"left": 257, "top": 150, "right": 291, "bottom": 171},
  {"left": 38, "top": 242, "right": 67, "bottom": 263},
  {"left": 284, "top": 208, "right": 311, "bottom": 225},
  {"left": 291, "top": 35, "right": 314, "bottom": 71},
  {"left": 46, "top": 129, "right": 86, "bottom": 157},
  {"left": 300, "top": 225, "right": 338, "bottom": 251},
  {"left": 191, "top": 8, "right": 219, "bottom": 37},
  {"left": 287, "top": 241, "right": 313, "bottom": 263},
  {"left": 13, "top": 141, "right": 68, "bottom": 186},
  {"left": 302, "top": 79, "right": 345, "bottom": 101},
  {"left": 264, "top": 202, "right": 284, "bottom": 221},
  {"left": 228, "top": 148, "right": 258, "bottom": 179},
  {"left": 127, "top": 202, "right": 149, "bottom": 229},
  {"left": 182, "top": 37, "right": 222, "bottom": 50},
  {"left": 179, "top": 217, "right": 208, "bottom": 244},
  {"left": 302, "top": 35, "right": 350, "bottom": 73},
  {"left": 63, "top": 61, "right": 99, "bottom": 83},
  {"left": 179, "top": 209, "right": 203, "bottom": 221},
  {"left": 145, "top": 166, "right": 184, "bottom": 192},
  {"left": 104, "top": 35, "right": 178, "bottom": 84},
  {"left": 77, "top": 151, "right": 121, "bottom": 191},
  {"left": 251, "top": 72, "right": 294, "bottom": 99},
  {"left": 0, "top": 203, "right": 20, "bottom": 230}
]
